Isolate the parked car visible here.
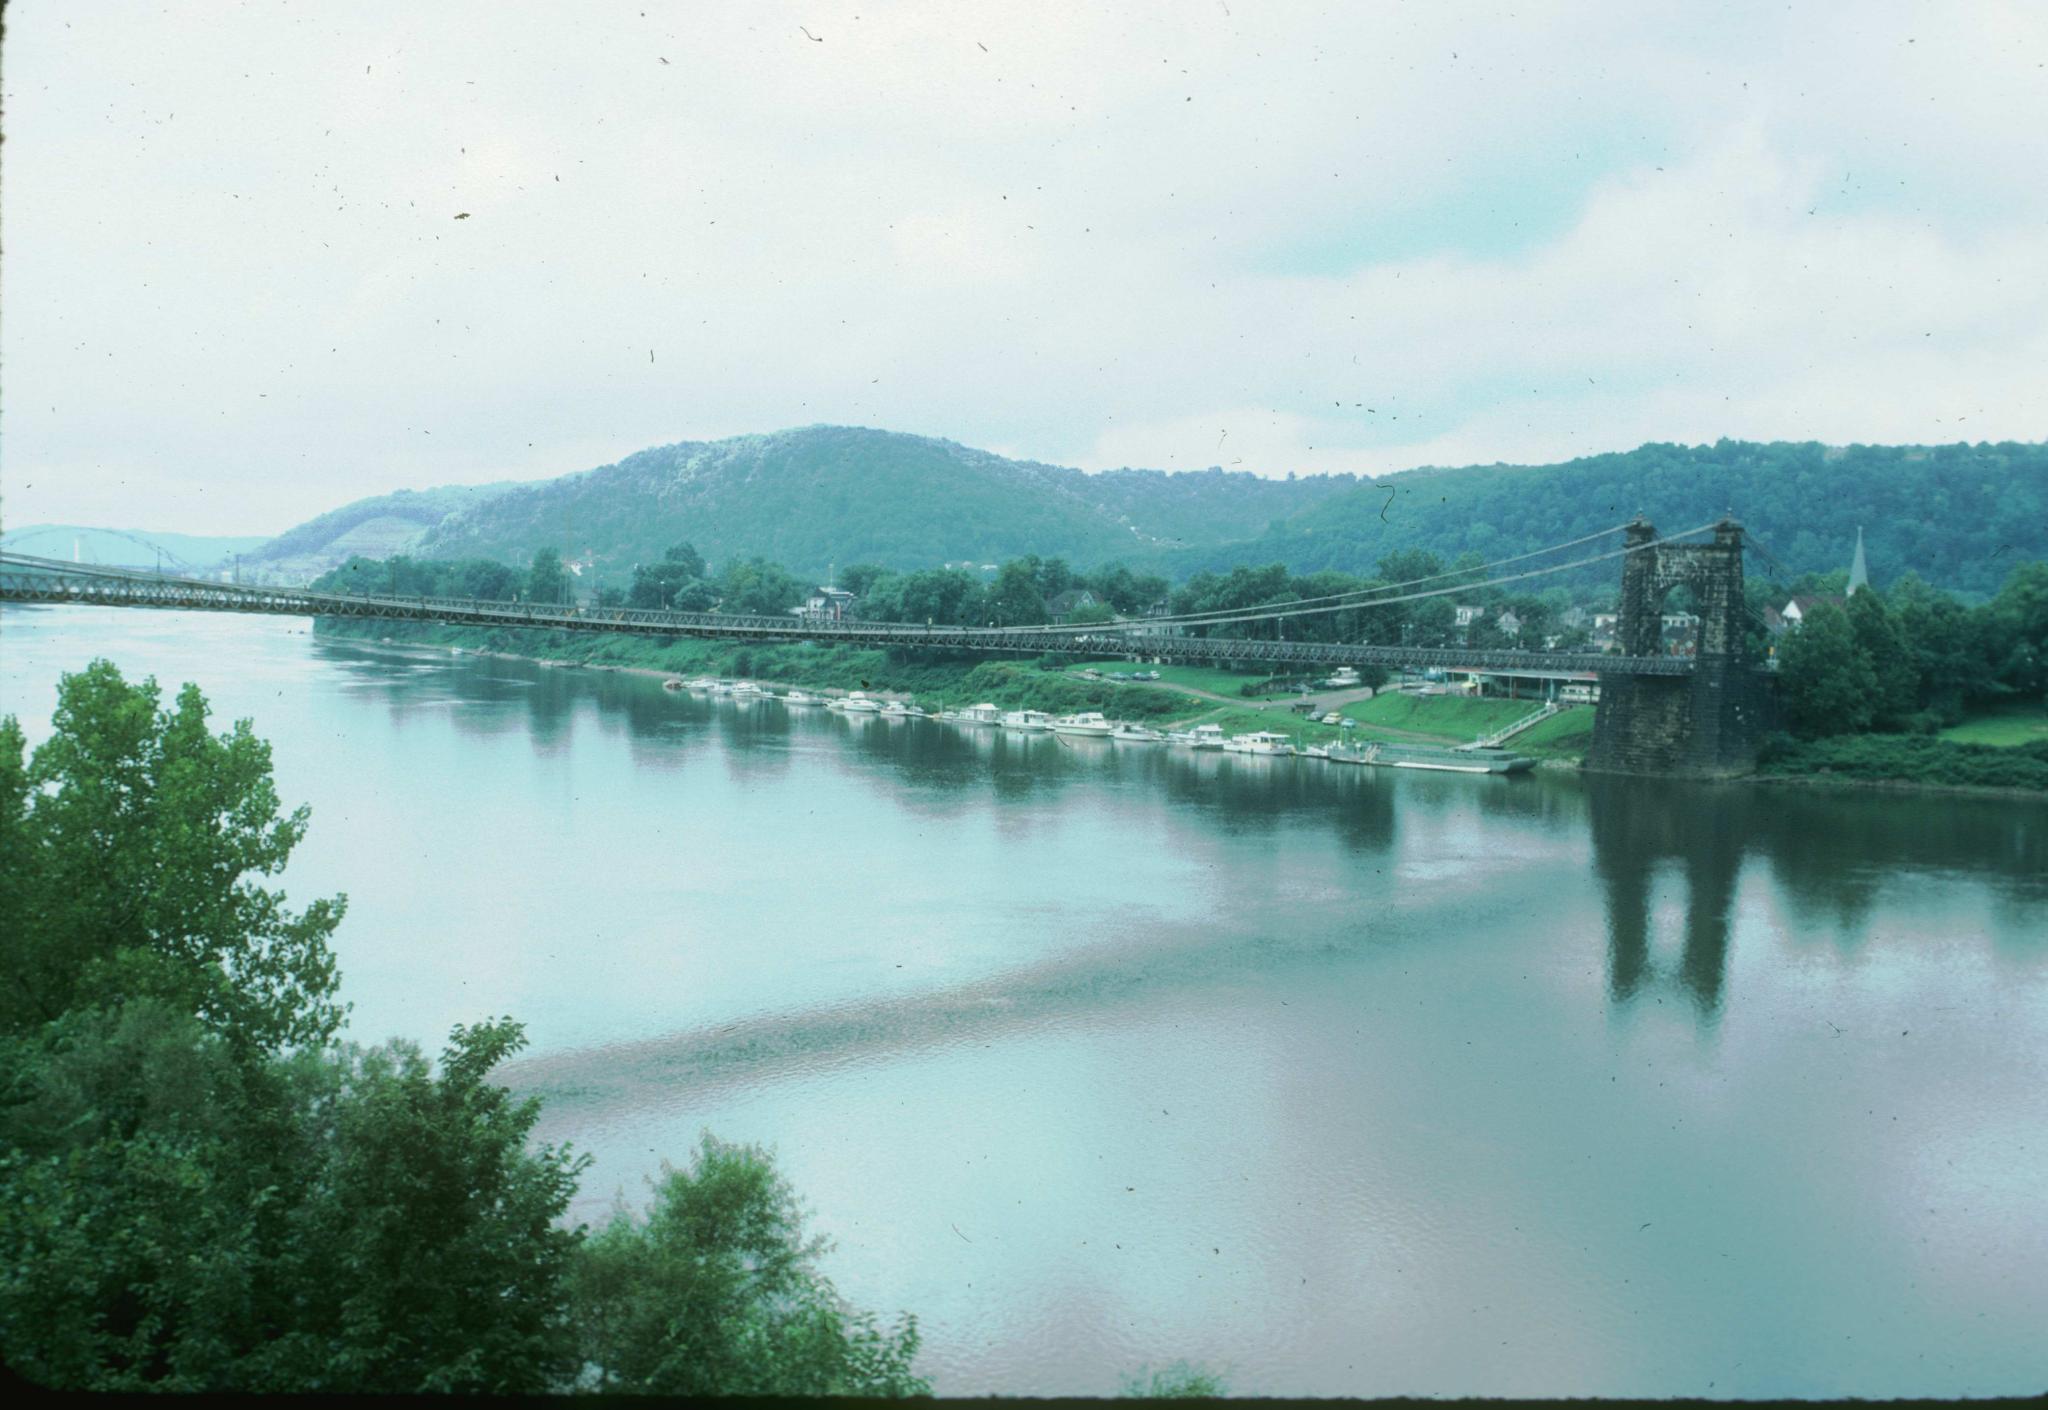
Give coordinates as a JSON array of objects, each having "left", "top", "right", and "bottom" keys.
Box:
[{"left": 1321, "top": 712, "right": 1343, "bottom": 725}]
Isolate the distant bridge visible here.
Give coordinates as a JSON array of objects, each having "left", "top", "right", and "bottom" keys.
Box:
[{"left": 0, "top": 517, "right": 1772, "bottom": 775}]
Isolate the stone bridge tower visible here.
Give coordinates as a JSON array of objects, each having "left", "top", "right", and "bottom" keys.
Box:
[{"left": 1587, "top": 516, "right": 1774, "bottom": 777}]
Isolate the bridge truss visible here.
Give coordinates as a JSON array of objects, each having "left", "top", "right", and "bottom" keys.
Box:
[{"left": 0, "top": 551, "right": 1692, "bottom": 677}]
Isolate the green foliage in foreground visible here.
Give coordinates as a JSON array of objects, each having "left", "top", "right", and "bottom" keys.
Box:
[
  {"left": 0, "top": 661, "right": 346, "bottom": 1055},
  {"left": 1757, "top": 733, "right": 2048, "bottom": 791},
  {"left": 0, "top": 663, "right": 930, "bottom": 1395},
  {"left": 572, "top": 1134, "right": 925, "bottom": 1397}
]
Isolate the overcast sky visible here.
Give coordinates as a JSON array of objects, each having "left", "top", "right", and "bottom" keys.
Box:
[{"left": 5, "top": 1, "right": 2045, "bottom": 535}]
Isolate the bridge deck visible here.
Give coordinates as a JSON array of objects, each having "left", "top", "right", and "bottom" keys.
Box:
[{"left": 0, "top": 553, "right": 1694, "bottom": 676}]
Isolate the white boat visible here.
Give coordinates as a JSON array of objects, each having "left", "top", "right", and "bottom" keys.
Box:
[
  {"left": 730, "top": 680, "right": 766, "bottom": 697},
  {"left": 1301, "top": 744, "right": 1331, "bottom": 759},
  {"left": 684, "top": 677, "right": 718, "bottom": 692},
  {"left": 956, "top": 702, "right": 1002, "bottom": 726},
  {"left": 708, "top": 679, "right": 736, "bottom": 695},
  {"left": 1111, "top": 722, "right": 1166, "bottom": 743},
  {"left": 880, "top": 699, "right": 910, "bottom": 715},
  {"left": 1000, "top": 709, "right": 1053, "bottom": 732},
  {"left": 1230, "top": 731, "right": 1297, "bottom": 755},
  {"left": 1051, "top": 711, "right": 1113, "bottom": 737},
  {"left": 836, "top": 691, "right": 882, "bottom": 713},
  {"left": 661, "top": 677, "right": 686, "bottom": 692},
  {"left": 1169, "top": 723, "right": 1227, "bottom": 749},
  {"left": 782, "top": 689, "right": 822, "bottom": 706}
]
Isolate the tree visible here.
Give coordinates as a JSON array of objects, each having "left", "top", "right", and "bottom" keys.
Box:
[
  {"left": 715, "top": 558, "right": 804, "bottom": 616},
  {"left": 1845, "top": 590, "right": 1917, "bottom": 726},
  {"left": 0, "top": 1009, "right": 586, "bottom": 1393},
  {"left": 527, "top": 548, "right": 569, "bottom": 605},
  {"left": 251, "top": 1019, "right": 586, "bottom": 1393},
  {"left": 570, "top": 1134, "right": 928, "bottom": 1398},
  {"left": 1777, "top": 602, "right": 1878, "bottom": 737},
  {"left": 0, "top": 662, "right": 345, "bottom": 1055},
  {"left": 660, "top": 541, "right": 707, "bottom": 579},
  {"left": 987, "top": 561, "right": 1047, "bottom": 626},
  {"left": 836, "top": 563, "right": 894, "bottom": 599},
  {"left": 629, "top": 544, "right": 710, "bottom": 610},
  {"left": 1991, "top": 560, "right": 2048, "bottom": 697},
  {"left": 0, "top": 674, "right": 931, "bottom": 1396}
]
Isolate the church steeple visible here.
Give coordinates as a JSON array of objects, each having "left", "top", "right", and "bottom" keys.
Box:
[{"left": 1847, "top": 527, "right": 1869, "bottom": 596}]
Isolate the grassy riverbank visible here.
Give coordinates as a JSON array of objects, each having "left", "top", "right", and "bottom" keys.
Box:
[
  {"left": 1757, "top": 732, "right": 2048, "bottom": 792},
  {"left": 320, "top": 619, "right": 1613, "bottom": 753}
]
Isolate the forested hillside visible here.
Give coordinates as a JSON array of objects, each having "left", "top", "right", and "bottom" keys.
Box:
[
  {"left": 1171, "top": 440, "right": 2048, "bottom": 597},
  {"left": 240, "top": 483, "right": 516, "bottom": 580},
  {"left": 412, "top": 426, "right": 1349, "bottom": 582},
  {"left": 247, "top": 431, "right": 2047, "bottom": 595}
]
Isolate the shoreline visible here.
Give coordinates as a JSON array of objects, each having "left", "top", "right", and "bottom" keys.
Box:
[
  {"left": 326, "top": 633, "right": 2046, "bottom": 801},
  {"left": 1749, "top": 770, "right": 2048, "bottom": 803}
]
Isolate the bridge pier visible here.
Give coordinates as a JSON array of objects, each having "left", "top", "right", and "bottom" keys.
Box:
[{"left": 1587, "top": 517, "right": 1775, "bottom": 778}]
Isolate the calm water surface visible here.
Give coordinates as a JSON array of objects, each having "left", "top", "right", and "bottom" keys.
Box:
[{"left": 5, "top": 606, "right": 2045, "bottom": 1398}]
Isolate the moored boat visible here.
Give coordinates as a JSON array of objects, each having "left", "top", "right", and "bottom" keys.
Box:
[
  {"left": 782, "top": 689, "right": 822, "bottom": 705},
  {"left": 956, "top": 702, "right": 1002, "bottom": 726},
  {"left": 1111, "top": 722, "right": 1166, "bottom": 743},
  {"left": 1000, "top": 709, "right": 1053, "bottom": 732},
  {"left": 1051, "top": 711, "right": 1113, "bottom": 737},
  {"left": 835, "top": 691, "right": 882, "bottom": 713},
  {"left": 1168, "top": 723, "right": 1227, "bottom": 749},
  {"left": 1328, "top": 741, "right": 1533, "bottom": 773},
  {"left": 661, "top": 677, "right": 686, "bottom": 692}
]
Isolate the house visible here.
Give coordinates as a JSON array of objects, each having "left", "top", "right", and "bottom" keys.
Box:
[
  {"left": 1046, "top": 588, "right": 1101, "bottom": 622},
  {"left": 794, "top": 586, "right": 856, "bottom": 623},
  {"left": 1780, "top": 594, "right": 1844, "bottom": 627},
  {"left": 1453, "top": 604, "right": 1485, "bottom": 627},
  {"left": 1495, "top": 609, "right": 1522, "bottom": 637}
]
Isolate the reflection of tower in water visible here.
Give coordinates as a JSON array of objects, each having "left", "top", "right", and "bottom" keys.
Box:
[{"left": 1588, "top": 777, "right": 1748, "bottom": 1018}]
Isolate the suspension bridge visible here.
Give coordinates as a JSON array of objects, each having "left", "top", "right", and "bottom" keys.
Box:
[{"left": 0, "top": 515, "right": 1779, "bottom": 776}]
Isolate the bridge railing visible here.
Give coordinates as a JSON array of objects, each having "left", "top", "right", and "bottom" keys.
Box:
[{"left": 0, "top": 551, "right": 1695, "bottom": 676}]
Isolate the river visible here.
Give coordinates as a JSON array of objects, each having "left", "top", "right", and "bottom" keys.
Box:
[{"left": 4, "top": 605, "right": 2044, "bottom": 1398}]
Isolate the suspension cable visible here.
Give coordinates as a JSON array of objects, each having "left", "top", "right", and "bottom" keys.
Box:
[
  {"left": 1018, "top": 521, "right": 1724, "bottom": 636},
  {"left": 1007, "top": 521, "right": 1633, "bottom": 632}
]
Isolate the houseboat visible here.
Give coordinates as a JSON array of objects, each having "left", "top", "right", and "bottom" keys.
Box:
[
  {"left": 1168, "top": 723, "right": 1227, "bottom": 750},
  {"left": 1051, "top": 711, "right": 1113, "bottom": 737},
  {"left": 834, "top": 691, "right": 883, "bottom": 713},
  {"left": 999, "top": 709, "right": 1053, "bottom": 732},
  {"left": 782, "top": 689, "right": 822, "bottom": 706},
  {"left": 1228, "top": 731, "right": 1297, "bottom": 755},
  {"left": 956, "top": 702, "right": 1002, "bottom": 726}
]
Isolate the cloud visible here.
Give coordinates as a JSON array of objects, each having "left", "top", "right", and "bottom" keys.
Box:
[{"left": 2, "top": 1, "right": 2044, "bottom": 532}]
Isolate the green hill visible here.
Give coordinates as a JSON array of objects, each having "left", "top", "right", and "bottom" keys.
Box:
[
  {"left": 1168, "top": 440, "right": 2048, "bottom": 597},
  {"left": 240, "top": 483, "right": 518, "bottom": 581},
  {"left": 411, "top": 426, "right": 1353, "bottom": 581},
  {"left": 247, "top": 429, "right": 2047, "bottom": 594}
]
